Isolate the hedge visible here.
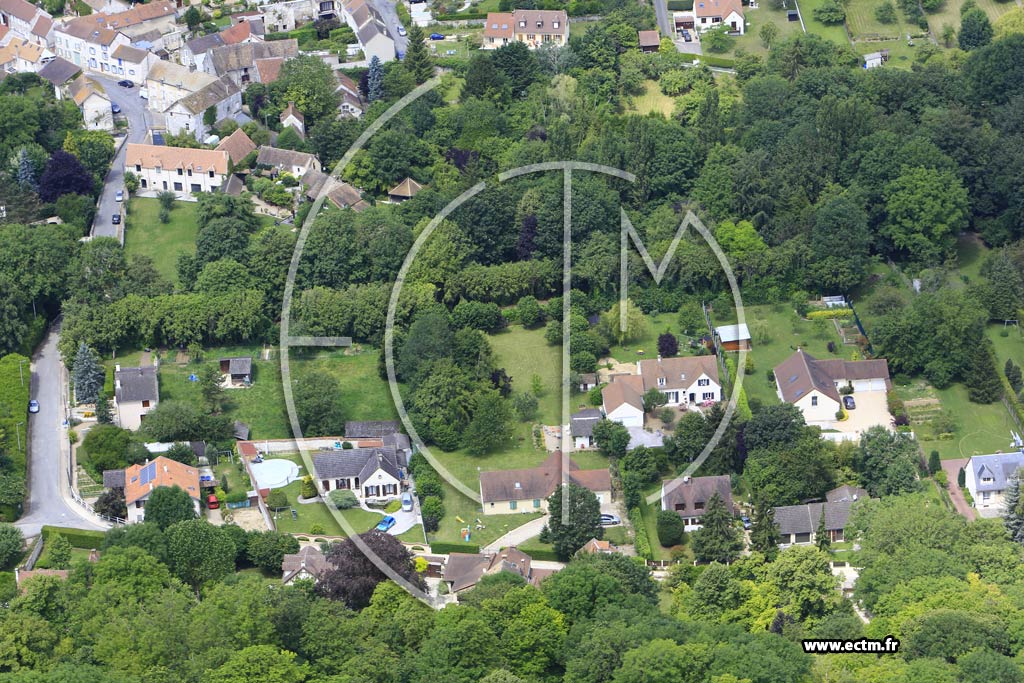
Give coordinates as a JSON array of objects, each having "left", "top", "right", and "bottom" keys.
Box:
[
  {"left": 434, "top": 12, "right": 487, "bottom": 20},
  {"left": 522, "top": 546, "right": 561, "bottom": 562},
  {"left": 629, "top": 507, "right": 653, "bottom": 561},
  {"left": 430, "top": 541, "right": 480, "bottom": 555},
  {"left": 667, "top": 0, "right": 693, "bottom": 9},
  {"left": 42, "top": 526, "right": 106, "bottom": 549},
  {"left": 807, "top": 309, "right": 854, "bottom": 320},
  {"left": 1001, "top": 374, "right": 1024, "bottom": 428}
]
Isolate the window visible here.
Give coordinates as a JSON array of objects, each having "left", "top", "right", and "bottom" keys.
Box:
[
  {"left": 141, "top": 400, "right": 150, "bottom": 408},
  {"left": 695, "top": 501, "right": 704, "bottom": 510},
  {"left": 135, "top": 164, "right": 141, "bottom": 172},
  {"left": 190, "top": 184, "right": 200, "bottom": 193},
  {"left": 177, "top": 168, "right": 183, "bottom": 176},
  {"left": 674, "top": 503, "right": 686, "bottom": 511},
  {"left": 209, "top": 169, "right": 215, "bottom": 178},
  {"left": 702, "top": 392, "right": 715, "bottom": 401},
  {"left": 533, "top": 499, "right": 541, "bottom": 508},
  {"left": 173, "top": 182, "right": 182, "bottom": 191},
  {"left": 982, "top": 491, "right": 991, "bottom": 501},
  {"left": 519, "top": 20, "right": 526, "bottom": 27},
  {"left": 811, "top": 396, "right": 818, "bottom": 407},
  {"left": 527, "top": 33, "right": 535, "bottom": 39},
  {"left": 510, "top": 500, "right": 517, "bottom": 510},
  {"left": 187, "top": 168, "right": 192, "bottom": 176},
  {"left": 553, "top": 21, "right": 560, "bottom": 28},
  {"left": 140, "top": 178, "right": 147, "bottom": 188},
  {"left": 657, "top": 377, "right": 666, "bottom": 387},
  {"left": 698, "top": 378, "right": 710, "bottom": 386},
  {"left": 89, "top": 47, "right": 95, "bottom": 55}
]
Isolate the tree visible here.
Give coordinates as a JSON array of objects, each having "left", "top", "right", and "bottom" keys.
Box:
[
  {"left": 63, "top": 130, "right": 114, "bottom": 180},
  {"left": 198, "top": 363, "right": 226, "bottom": 413},
  {"left": 642, "top": 388, "right": 668, "bottom": 414},
  {"left": 38, "top": 150, "right": 93, "bottom": 203},
  {"left": 960, "top": 7, "right": 993, "bottom": 50},
  {"left": 967, "top": 339, "right": 1003, "bottom": 404},
  {"left": 72, "top": 342, "right": 104, "bottom": 405},
  {"left": 815, "top": 509, "right": 831, "bottom": 551},
  {"left": 207, "top": 644, "right": 308, "bottom": 683},
  {"left": 544, "top": 483, "right": 602, "bottom": 559},
  {"left": 703, "top": 26, "right": 730, "bottom": 53},
  {"left": 656, "top": 510, "right": 685, "bottom": 547},
  {"left": 678, "top": 301, "right": 705, "bottom": 336},
  {"left": 293, "top": 372, "right": 344, "bottom": 437},
  {"left": 942, "top": 22, "right": 957, "bottom": 47},
  {"left": 516, "top": 295, "right": 544, "bottom": 328},
  {"left": 141, "top": 400, "right": 232, "bottom": 442},
  {"left": 246, "top": 530, "right": 300, "bottom": 573},
  {"left": 875, "top": 1, "right": 897, "bottom": 23},
  {"left": 760, "top": 22, "right": 779, "bottom": 48},
  {"left": 767, "top": 545, "right": 840, "bottom": 620},
  {"left": 1007, "top": 360, "right": 1024, "bottom": 394},
  {"left": 1004, "top": 471, "right": 1024, "bottom": 543},
  {"left": 749, "top": 496, "right": 779, "bottom": 559},
  {"left": 266, "top": 489, "right": 288, "bottom": 511},
  {"left": 93, "top": 487, "right": 127, "bottom": 520},
  {"left": 883, "top": 167, "right": 968, "bottom": 266},
  {"left": 145, "top": 485, "right": 198, "bottom": 530},
  {"left": 277, "top": 55, "right": 340, "bottom": 127},
  {"left": 421, "top": 495, "right": 444, "bottom": 532},
  {"left": 691, "top": 493, "right": 741, "bottom": 563},
  {"left": 592, "top": 419, "right": 630, "bottom": 459},
  {"left": 367, "top": 55, "right": 384, "bottom": 102},
  {"left": 328, "top": 489, "right": 358, "bottom": 509},
  {"left": 157, "top": 190, "right": 176, "bottom": 213},
  {"left": 612, "top": 639, "right": 710, "bottom": 683},
  {"left": 316, "top": 531, "right": 426, "bottom": 609},
  {"left": 166, "top": 519, "right": 236, "bottom": 591},
  {"left": 80, "top": 424, "right": 131, "bottom": 472},
  {"left": 184, "top": 5, "right": 202, "bottom": 31},
  {"left": 657, "top": 332, "right": 679, "bottom": 358},
  {"left": 600, "top": 300, "right": 647, "bottom": 346},
  {"left": 928, "top": 450, "right": 942, "bottom": 476},
  {"left": 813, "top": 0, "right": 846, "bottom": 23},
  {"left": 0, "top": 524, "right": 22, "bottom": 568},
  {"left": 463, "top": 390, "right": 514, "bottom": 455},
  {"left": 403, "top": 24, "right": 434, "bottom": 84},
  {"left": 511, "top": 392, "right": 538, "bottom": 421},
  {"left": 46, "top": 533, "right": 72, "bottom": 569},
  {"left": 276, "top": 126, "right": 306, "bottom": 152},
  {"left": 855, "top": 427, "right": 920, "bottom": 497}
]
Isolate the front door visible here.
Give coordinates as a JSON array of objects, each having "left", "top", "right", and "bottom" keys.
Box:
[{"left": 689, "top": 392, "right": 695, "bottom": 403}]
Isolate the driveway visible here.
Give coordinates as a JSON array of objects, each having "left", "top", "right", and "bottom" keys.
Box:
[
  {"left": 16, "top": 327, "right": 108, "bottom": 537},
  {"left": 370, "top": 0, "right": 409, "bottom": 55},
  {"left": 89, "top": 75, "right": 149, "bottom": 240},
  {"left": 837, "top": 390, "right": 891, "bottom": 436},
  {"left": 482, "top": 515, "right": 548, "bottom": 551},
  {"left": 942, "top": 458, "right": 976, "bottom": 521}
]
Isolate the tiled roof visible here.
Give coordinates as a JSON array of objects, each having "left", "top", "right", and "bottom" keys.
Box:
[
  {"left": 281, "top": 545, "right": 329, "bottom": 583},
  {"left": 661, "top": 475, "right": 732, "bottom": 518},
  {"left": 0, "top": 0, "right": 45, "bottom": 23},
  {"left": 219, "top": 19, "right": 252, "bottom": 45},
  {"left": 483, "top": 12, "right": 514, "bottom": 39},
  {"left": 102, "top": 468, "right": 125, "bottom": 489},
  {"left": 601, "top": 374, "right": 644, "bottom": 413},
  {"left": 970, "top": 452, "right": 1024, "bottom": 493},
  {"left": 774, "top": 500, "right": 852, "bottom": 537},
  {"left": 638, "top": 355, "right": 720, "bottom": 392},
  {"left": 637, "top": 29, "right": 660, "bottom": 47},
  {"left": 570, "top": 409, "right": 602, "bottom": 438},
  {"left": 826, "top": 484, "right": 868, "bottom": 503},
  {"left": 104, "top": 2, "right": 176, "bottom": 28},
  {"left": 214, "top": 128, "right": 256, "bottom": 163},
  {"left": 326, "top": 181, "right": 367, "bottom": 211},
  {"left": 312, "top": 446, "right": 401, "bottom": 482},
  {"left": 124, "top": 456, "right": 200, "bottom": 505},
  {"left": 443, "top": 546, "right": 538, "bottom": 592},
  {"left": 510, "top": 9, "right": 568, "bottom": 36},
  {"left": 69, "top": 74, "right": 108, "bottom": 106},
  {"left": 31, "top": 14, "right": 52, "bottom": 37},
  {"left": 147, "top": 60, "right": 217, "bottom": 92},
  {"left": 0, "top": 37, "right": 45, "bottom": 64},
  {"left": 111, "top": 43, "right": 148, "bottom": 62},
  {"left": 254, "top": 56, "right": 283, "bottom": 83},
  {"left": 479, "top": 451, "right": 610, "bottom": 503},
  {"left": 207, "top": 39, "right": 297, "bottom": 76},
  {"left": 170, "top": 75, "right": 240, "bottom": 115},
  {"left": 256, "top": 146, "right": 317, "bottom": 172},
  {"left": 127, "top": 143, "right": 229, "bottom": 175},
  {"left": 280, "top": 101, "right": 304, "bottom": 123},
  {"left": 388, "top": 177, "right": 422, "bottom": 198},
  {"left": 185, "top": 32, "right": 225, "bottom": 56},
  {"left": 114, "top": 365, "right": 158, "bottom": 403},
  {"left": 693, "top": 0, "right": 744, "bottom": 18},
  {"left": 220, "top": 356, "right": 252, "bottom": 375},
  {"left": 774, "top": 349, "right": 890, "bottom": 404}
]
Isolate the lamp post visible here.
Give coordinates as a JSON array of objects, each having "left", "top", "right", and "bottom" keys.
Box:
[
  {"left": 18, "top": 359, "right": 26, "bottom": 387},
  {"left": 15, "top": 422, "right": 24, "bottom": 452}
]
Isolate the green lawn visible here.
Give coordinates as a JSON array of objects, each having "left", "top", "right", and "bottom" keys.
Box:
[
  {"left": 925, "top": 0, "right": 1017, "bottom": 39},
  {"left": 607, "top": 312, "right": 702, "bottom": 364},
  {"left": 124, "top": 198, "right": 199, "bottom": 284},
  {"left": 853, "top": 39, "right": 921, "bottom": 67},
  {"left": 797, "top": 0, "right": 852, "bottom": 44},
  {"left": 846, "top": 0, "right": 906, "bottom": 39},
  {"left": 637, "top": 496, "right": 673, "bottom": 561},
  {"left": 292, "top": 347, "right": 400, "bottom": 425},
  {"left": 956, "top": 233, "right": 989, "bottom": 284},
  {"left": 724, "top": 4, "right": 808, "bottom": 56},
  {"left": 628, "top": 81, "right": 676, "bottom": 118},
  {"left": 489, "top": 326, "right": 561, "bottom": 423},
  {"left": 897, "top": 379, "right": 1016, "bottom": 460},
  {"left": 432, "top": 477, "right": 543, "bottom": 546}
]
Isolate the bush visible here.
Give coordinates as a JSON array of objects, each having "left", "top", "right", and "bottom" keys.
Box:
[
  {"left": 329, "top": 489, "right": 358, "bottom": 509},
  {"left": 429, "top": 542, "right": 480, "bottom": 554},
  {"left": 80, "top": 424, "right": 131, "bottom": 474},
  {"left": 309, "top": 524, "right": 325, "bottom": 535},
  {"left": 225, "top": 490, "right": 247, "bottom": 504},
  {"left": 629, "top": 508, "right": 652, "bottom": 561},
  {"left": 41, "top": 526, "right": 104, "bottom": 549},
  {"left": 935, "top": 470, "right": 948, "bottom": 487},
  {"left": 384, "top": 499, "right": 402, "bottom": 513},
  {"left": 266, "top": 489, "right": 288, "bottom": 510},
  {"left": 656, "top": 509, "right": 686, "bottom": 547},
  {"left": 875, "top": 1, "right": 897, "bottom": 23},
  {"left": 807, "top": 309, "right": 853, "bottom": 320},
  {"left": 421, "top": 495, "right": 444, "bottom": 533},
  {"left": 300, "top": 476, "right": 318, "bottom": 499},
  {"left": 658, "top": 407, "right": 676, "bottom": 427},
  {"left": 813, "top": 0, "right": 846, "bottom": 23}
]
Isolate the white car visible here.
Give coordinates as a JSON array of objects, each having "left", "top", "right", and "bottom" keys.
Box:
[
  {"left": 115, "top": 190, "right": 124, "bottom": 202},
  {"left": 398, "top": 25, "right": 407, "bottom": 36}
]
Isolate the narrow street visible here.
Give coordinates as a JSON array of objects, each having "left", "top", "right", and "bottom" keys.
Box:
[
  {"left": 941, "top": 457, "right": 976, "bottom": 520},
  {"left": 372, "top": 0, "right": 409, "bottom": 55},
  {"left": 653, "top": 0, "right": 673, "bottom": 37},
  {"left": 16, "top": 326, "right": 107, "bottom": 537}
]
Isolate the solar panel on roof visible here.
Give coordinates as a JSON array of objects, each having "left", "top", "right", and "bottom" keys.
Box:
[
  {"left": 788, "top": 375, "right": 798, "bottom": 383},
  {"left": 140, "top": 462, "right": 156, "bottom": 485}
]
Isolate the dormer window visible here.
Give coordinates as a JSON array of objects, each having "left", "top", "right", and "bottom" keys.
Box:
[
  {"left": 519, "top": 20, "right": 526, "bottom": 27},
  {"left": 553, "top": 20, "right": 560, "bottom": 28},
  {"left": 657, "top": 377, "right": 666, "bottom": 387}
]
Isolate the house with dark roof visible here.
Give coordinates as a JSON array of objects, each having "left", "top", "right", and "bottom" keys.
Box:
[
  {"left": 774, "top": 349, "right": 891, "bottom": 433},
  {"left": 661, "top": 475, "right": 732, "bottom": 530},
  {"left": 342, "top": 0, "right": 395, "bottom": 62},
  {"left": 113, "top": 364, "right": 159, "bottom": 430},
  {"left": 164, "top": 75, "right": 242, "bottom": 141},
  {"left": 479, "top": 451, "right": 612, "bottom": 515},
  {"left": 826, "top": 484, "right": 868, "bottom": 503},
  {"left": 312, "top": 446, "right": 403, "bottom": 501},
  {"left": 326, "top": 180, "right": 369, "bottom": 212},
  {"left": 180, "top": 31, "right": 225, "bottom": 70},
  {"left": 637, "top": 29, "right": 660, "bottom": 52},
  {"left": 442, "top": 546, "right": 556, "bottom": 594},
  {"left": 570, "top": 409, "right": 602, "bottom": 450},
  {"left": 219, "top": 356, "right": 252, "bottom": 386},
  {"left": 38, "top": 56, "right": 81, "bottom": 93},
  {"left": 282, "top": 545, "right": 329, "bottom": 585},
  {"left": 256, "top": 146, "right": 320, "bottom": 177},
  {"left": 965, "top": 449, "right": 1024, "bottom": 518},
  {"left": 601, "top": 355, "right": 720, "bottom": 428},
  {"left": 388, "top": 177, "right": 422, "bottom": 202},
  {"left": 774, "top": 500, "right": 854, "bottom": 546},
  {"left": 202, "top": 39, "right": 298, "bottom": 87}
]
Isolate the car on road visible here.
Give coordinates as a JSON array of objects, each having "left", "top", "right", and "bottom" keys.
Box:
[
  {"left": 741, "top": 515, "right": 751, "bottom": 530},
  {"left": 843, "top": 395, "right": 856, "bottom": 410},
  {"left": 28, "top": 400, "right": 39, "bottom": 414},
  {"left": 112, "top": 103, "right": 121, "bottom": 114},
  {"left": 117, "top": 79, "right": 133, "bottom": 88},
  {"left": 112, "top": 213, "right": 121, "bottom": 224},
  {"left": 376, "top": 515, "right": 396, "bottom": 532},
  {"left": 207, "top": 494, "right": 219, "bottom": 509},
  {"left": 600, "top": 513, "right": 621, "bottom": 526},
  {"left": 398, "top": 25, "right": 407, "bottom": 36},
  {"left": 401, "top": 492, "right": 414, "bottom": 512},
  {"left": 429, "top": 32, "right": 444, "bottom": 39},
  {"left": 115, "top": 190, "right": 124, "bottom": 202}
]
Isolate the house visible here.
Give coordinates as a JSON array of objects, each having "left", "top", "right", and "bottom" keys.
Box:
[
  {"left": 281, "top": 545, "right": 329, "bottom": 585},
  {"left": 774, "top": 500, "right": 853, "bottom": 546},
  {"left": 38, "top": 56, "right": 80, "bottom": 95},
  {"left": 259, "top": 0, "right": 317, "bottom": 32},
  {"left": 388, "top": 177, "right": 423, "bottom": 203},
  {"left": 81, "top": 0, "right": 131, "bottom": 14},
  {"left": 113, "top": 364, "right": 159, "bottom": 430},
  {"left": 479, "top": 450, "right": 612, "bottom": 514},
  {"left": 637, "top": 29, "right": 660, "bottom": 53},
  {"left": 219, "top": 17, "right": 260, "bottom": 45},
  {"left": 336, "top": 71, "right": 363, "bottom": 118},
  {"left": 219, "top": 356, "right": 252, "bottom": 386},
  {"left": 0, "top": 0, "right": 53, "bottom": 46},
  {"left": 215, "top": 127, "right": 257, "bottom": 165},
  {"left": 864, "top": 50, "right": 889, "bottom": 69},
  {"left": 0, "top": 37, "right": 51, "bottom": 73},
  {"left": 826, "top": 484, "right": 868, "bottom": 503},
  {"left": 163, "top": 75, "right": 243, "bottom": 139},
  {"left": 326, "top": 180, "right": 369, "bottom": 211},
  {"left": 110, "top": 43, "right": 156, "bottom": 82},
  {"left": 578, "top": 373, "right": 598, "bottom": 392},
  {"left": 54, "top": 5, "right": 178, "bottom": 77},
  {"left": 203, "top": 39, "right": 298, "bottom": 87},
  {"left": 577, "top": 538, "right": 616, "bottom": 555},
  {"left": 692, "top": 0, "right": 744, "bottom": 34},
  {"left": 123, "top": 456, "right": 202, "bottom": 523},
  {"left": 345, "top": 421, "right": 400, "bottom": 438},
  {"left": 311, "top": 446, "right": 403, "bottom": 501},
  {"left": 180, "top": 31, "right": 224, "bottom": 70},
  {"left": 964, "top": 450, "right": 1024, "bottom": 518},
  {"left": 256, "top": 146, "right": 321, "bottom": 177},
  {"left": 254, "top": 56, "right": 283, "bottom": 84},
  {"left": 714, "top": 323, "right": 751, "bottom": 351},
  {"left": 601, "top": 374, "right": 645, "bottom": 428},
  {"left": 280, "top": 101, "right": 304, "bottom": 138},
  {"left": 638, "top": 355, "right": 721, "bottom": 408},
  {"left": 69, "top": 73, "right": 113, "bottom": 130},
  {"left": 482, "top": 9, "right": 568, "bottom": 50},
  {"left": 144, "top": 59, "right": 217, "bottom": 113},
  {"left": 660, "top": 475, "right": 732, "bottom": 531},
  {"left": 342, "top": 0, "right": 395, "bottom": 63},
  {"left": 774, "top": 349, "right": 891, "bottom": 431},
  {"left": 126, "top": 143, "right": 229, "bottom": 197},
  {"left": 570, "top": 409, "right": 602, "bottom": 450},
  {"left": 442, "top": 546, "right": 555, "bottom": 594}
]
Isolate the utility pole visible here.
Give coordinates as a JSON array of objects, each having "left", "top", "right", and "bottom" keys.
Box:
[
  {"left": 18, "top": 359, "right": 25, "bottom": 387},
  {"left": 15, "top": 422, "right": 23, "bottom": 452}
]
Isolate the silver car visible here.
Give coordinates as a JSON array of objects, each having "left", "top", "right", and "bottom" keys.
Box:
[{"left": 401, "top": 491, "right": 414, "bottom": 512}]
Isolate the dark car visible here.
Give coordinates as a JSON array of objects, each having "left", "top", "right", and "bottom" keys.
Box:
[
  {"left": 112, "top": 103, "right": 122, "bottom": 114},
  {"left": 112, "top": 213, "right": 121, "bottom": 224},
  {"left": 682, "top": 30, "right": 692, "bottom": 42},
  {"left": 429, "top": 32, "right": 445, "bottom": 40},
  {"left": 117, "top": 79, "right": 133, "bottom": 87},
  {"left": 741, "top": 515, "right": 751, "bottom": 530},
  {"left": 376, "top": 515, "right": 396, "bottom": 532},
  {"left": 843, "top": 395, "right": 856, "bottom": 410}
]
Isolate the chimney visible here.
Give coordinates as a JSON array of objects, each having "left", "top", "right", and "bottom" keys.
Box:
[{"left": 683, "top": 476, "right": 692, "bottom": 484}]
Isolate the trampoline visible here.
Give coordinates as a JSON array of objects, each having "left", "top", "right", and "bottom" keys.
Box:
[{"left": 250, "top": 458, "right": 300, "bottom": 490}]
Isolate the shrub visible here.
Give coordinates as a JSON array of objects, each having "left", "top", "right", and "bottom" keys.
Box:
[
  {"left": 266, "top": 489, "right": 288, "bottom": 510},
  {"left": 807, "top": 309, "right": 853, "bottom": 320},
  {"left": 935, "top": 470, "right": 948, "bottom": 487},
  {"left": 225, "top": 490, "right": 247, "bottom": 504},
  {"left": 658, "top": 407, "right": 676, "bottom": 427},
  {"left": 656, "top": 509, "right": 685, "bottom": 547},
  {"left": 421, "top": 496, "right": 445, "bottom": 533},
  {"left": 629, "top": 508, "right": 652, "bottom": 560},
  {"left": 813, "top": 0, "right": 846, "bottom": 23},
  {"left": 836, "top": 410, "right": 845, "bottom": 421},
  {"left": 329, "top": 489, "right": 359, "bottom": 509},
  {"left": 875, "top": 1, "right": 897, "bottom": 23},
  {"left": 300, "top": 475, "right": 318, "bottom": 499},
  {"left": 384, "top": 499, "right": 402, "bottom": 513},
  {"left": 309, "top": 524, "right": 325, "bottom": 535}
]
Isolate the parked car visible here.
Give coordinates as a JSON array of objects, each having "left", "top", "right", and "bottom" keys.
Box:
[
  {"left": 429, "top": 32, "right": 444, "bottom": 39},
  {"left": 115, "top": 190, "right": 124, "bottom": 202},
  {"left": 376, "top": 515, "right": 396, "bottom": 532},
  {"left": 112, "top": 213, "right": 121, "bottom": 224},
  {"left": 682, "top": 30, "right": 692, "bottom": 42},
  {"left": 600, "top": 513, "right": 621, "bottom": 526},
  {"left": 741, "top": 515, "right": 751, "bottom": 530},
  {"left": 401, "top": 492, "right": 414, "bottom": 512},
  {"left": 111, "top": 103, "right": 121, "bottom": 114},
  {"left": 28, "top": 400, "right": 39, "bottom": 414},
  {"left": 398, "top": 25, "right": 407, "bottom": 36},
  {"left": 843, "top": 395, "right": 856, "bottom": 410},
  {"left": 207, "top": 494, "right": 219, "bottom": 509},
  {"left": 117, "top": 79, "right": 133, "bottom": 88},
  {"left": 138, "top": 88, "right": 148, "bottom": 100}
]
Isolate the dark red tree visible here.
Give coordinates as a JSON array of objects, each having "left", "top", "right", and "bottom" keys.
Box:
[
  {"left": 657, "top": 332, "right": 679, "bottom": 358},
  {"left": 38, "top": 150, "right": 94, "bottom": 203},
  {"left": 316, "top": 531, "right": 426, "bottom": 609}
]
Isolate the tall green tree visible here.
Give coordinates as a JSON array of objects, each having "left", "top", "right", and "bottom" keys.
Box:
[
  {"left": 967, "top": 339, "right": 1004, "bottom": 404},
  {"left": 166, "top": 518, "right": 236, "bottom": 591},
  {"left": 72, "top": 342, "right": 104, "bottom": 405},
  {"left": 367, "top": 55, "right": 384, "bottom": 101},
  {"left": 815, "top": 509, "right": 831, "bottom": 551},
  {"left": 854, "top": 427, "right": 920, "bottom": 497},
  {"left": 749, "top": 496, "right": 779, "bottom": 559},
  {"left": 691, "top": 493, "right": 741, "bottom": 564},
  {"left": 403, "top": 24, "right": 434, "bottom": 84},
  {"left": 463, "top": 389, "right": 514, "bottom": 455},
  {"left": 544, "top": 483, "right": 603, "bottom": 560},
  {"left": 198, "top": 363, "right": 225, "bottom": 413},
  {"left": 144, "top": 485, "right": 198, "bottom": 530},
  {"left": 960, "top": 7, "right": 994, "bottom": 50},
  {"left": 1003, "top": 471, "right": 1024, "bottom": 543}
]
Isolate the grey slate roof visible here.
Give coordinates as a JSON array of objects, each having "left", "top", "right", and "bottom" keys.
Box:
[
  {"left": 774, "top": 500, "right": 852, "bottom": 537},
  {"left": 774, "top": 349, "right": 891, "bottom": 404},
  {"left": 661, "top": 475, "right": 732, "bottom": 518},
  {"left": 221, "top": 356, "right": 252, "bottom": 376},
  {"left": 102, "top": 469, "right": 125, "bottom": 489},
  {"left": 345, "top": 421, "right": 400, "bottom": 438},
  {"left": 281, "top": 545, "right": 328, "bottom": 583},
  {"left": 206, "top": 39, "right": 298, "bottom": 76},
  {"left": 185, "top": 32, "right": 225, "bottom": 56},
  {"left": 233, "top": 420, "right": 250, "bottom": 440},
  {"left": 114, "top": 366, "right": 158, "bottom": 403},
  {"left": 570, "top": 409, "right": 602, "bottom": 438},
  {"left": 312, "top": 446, "right": 401, "bottom": 482},
  {"left": 826, "top": 484, "right": 868, "bottom": 503},
  {"left": 971, "top": 452, "right": 1024, "bottom": 492},
  {"left": 38, "top": 56, "right": 80, "bottom": 86},
  {"left": 256, "top": 146, "right": 317, "bottom": 172},
  {"left": 171, "top": 75, "right": 240, "bottom": 115}
]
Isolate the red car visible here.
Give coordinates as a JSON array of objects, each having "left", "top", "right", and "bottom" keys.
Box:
[{"left": 207, "top": 494, "right": 219, "bottom": 509}]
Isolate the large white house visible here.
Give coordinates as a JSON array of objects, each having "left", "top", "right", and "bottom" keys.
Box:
[
  {"left": 163, "top": 75, "right": 242, "bottom": 139},
  {"left": 312, "top": 446, "right": 404, "bottom": 502},
  {"left": 965, "top": 450, "right": 1024, "bottom": 518},
  {"left": 69, "top": 73, "right": 113, "bottom": 131},
  {"left": 601, "top": 355, "right": 721, "bottom": 428},
  {"left": 125, "top": 144, "right": 229, "bottom": 197},
  {"left": 0, "top": 0, "right": 53, "bottom": 47},
  {"left": 482, "top": 9, "right": 569, "bottom": 50},
  {"left": 53, "top": 17, "right": 131, "bottom": 76},
  {"left": 113, "top": 365, "right": 159, "bottom": 431}
]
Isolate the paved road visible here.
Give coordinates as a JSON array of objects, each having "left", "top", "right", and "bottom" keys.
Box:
[
  {"left": 941, "top": 458, "right": 976, "bottom": 521},
  {"left": 373, "top": 0, "right": 409, "bottom": 56},
  {"left": 653, "top": 0, "right": 673, "bottom": 37},
  {"left": 90, "top": 75, "right": 149, "bottom": 240},
  {"left": 16, "top": 327, "right": 107, "bottom": 537}
]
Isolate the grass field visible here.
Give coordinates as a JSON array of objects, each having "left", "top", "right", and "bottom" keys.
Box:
[
  {"left": 725, "top": 3, "right": 808, "bottom": 56},
  {"left": 896, "top": 380, "right": 1016, "bottom": 460},
  {"left": 628, "top": 81, "right": 676, "bottom": 118},
  {"left": 925, "top": 0, "right": 1017, "bottom": 39},
  {"left": 294, "top": 347, "right": 400, "bottom": 425},
  {"left": 846, "top": 0, "right": 906, "bottom": 39},
  {"left": 853, "top": 39, "right": 920, "bottom": 67},
  {"left": 798, "top": 0, "right": 853, "bottom": 44},
  {"left": 433, "top": 476, "right": 543, "bottom": 546},
  {"left": 489, "top": 326, "right": 561, "bottom": 423},
  {"left": 124, "top": 198, "right": 198, "bottom": 284}
]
